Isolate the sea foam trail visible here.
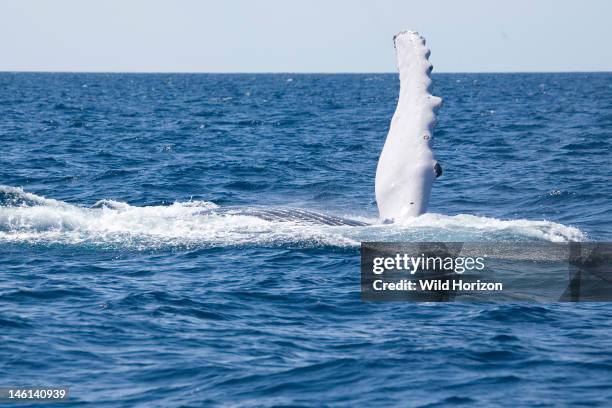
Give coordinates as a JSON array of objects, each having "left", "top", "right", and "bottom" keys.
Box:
[{"left": 0, "top": 186, "right": 585, "bottom": 249}]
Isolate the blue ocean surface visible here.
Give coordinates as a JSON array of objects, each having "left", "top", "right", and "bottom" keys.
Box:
[{"left": 0, "top": 72, "right": 611, "bottom": 406}]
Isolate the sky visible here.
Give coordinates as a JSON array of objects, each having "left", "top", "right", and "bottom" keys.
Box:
[{"left": 1, "top": 0, "right": 611, "bottom": 73}]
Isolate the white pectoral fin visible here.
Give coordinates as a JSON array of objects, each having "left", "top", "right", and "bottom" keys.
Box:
[{"left": 375, "top": 30, "right": 442, "bottom": 220}]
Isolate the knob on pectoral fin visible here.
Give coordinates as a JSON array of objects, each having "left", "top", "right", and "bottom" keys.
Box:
[{"left": 434, "top": 162, "right": 443, "bottom": 178}]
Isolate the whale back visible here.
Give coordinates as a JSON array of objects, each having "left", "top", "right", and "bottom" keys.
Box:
[
  {"left": 210, "top": 207, "right": 368, "bottom": 226},
  {"left": 375, "top": 30, "right": 442, "bottom": 221}
]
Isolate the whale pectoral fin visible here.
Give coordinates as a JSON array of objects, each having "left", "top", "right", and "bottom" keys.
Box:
[
  {"left": 434, "top": 162, "right": 443, "bottom": 178},
  {"left": 375, "top": 30, "right": 442, "bottom": 220}
]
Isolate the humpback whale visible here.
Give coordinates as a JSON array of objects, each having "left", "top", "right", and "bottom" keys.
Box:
[
  {"left": 213, "top": 30, "right": 442, "bottom": 226},
  {"left": 375, "top": 30, "right": 442, "bottom": 220},
  {"left": 204, "top": 30, "right": 442, "bottom": 227}
]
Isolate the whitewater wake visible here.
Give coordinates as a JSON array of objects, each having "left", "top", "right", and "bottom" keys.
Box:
[{"left": 0, "top": 186, "right": 585, "bottom": 249}]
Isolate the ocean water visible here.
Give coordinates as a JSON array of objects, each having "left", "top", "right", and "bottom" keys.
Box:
[{"left": 0, "top": 72, "right": 611, "bottom": 406}]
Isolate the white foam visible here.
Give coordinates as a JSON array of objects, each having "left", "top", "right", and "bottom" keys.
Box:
[{"left": 0, "top": 186, "right": 585, "bottom": 249}]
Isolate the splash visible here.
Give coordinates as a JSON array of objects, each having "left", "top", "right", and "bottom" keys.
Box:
[{"left": 0, "top": 186, "right": 585, "bottom": 249}]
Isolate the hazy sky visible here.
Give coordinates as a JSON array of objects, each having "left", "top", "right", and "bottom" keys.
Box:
[{"left": 1, "top": 0, "right": 611, "bottom": 73}]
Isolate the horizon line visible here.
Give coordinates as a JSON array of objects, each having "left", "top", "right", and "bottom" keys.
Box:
[{"left": 1, "top": 69, "right": 611, "bottom": 75}]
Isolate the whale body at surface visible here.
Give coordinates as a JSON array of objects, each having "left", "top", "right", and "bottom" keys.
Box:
[{"left": 375, "top": 30, "right": 442, "bottom": 221}]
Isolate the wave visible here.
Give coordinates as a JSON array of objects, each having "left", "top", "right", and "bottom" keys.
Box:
[{"left": 0, "top": 186, "right": 585, "bottom": 249}]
